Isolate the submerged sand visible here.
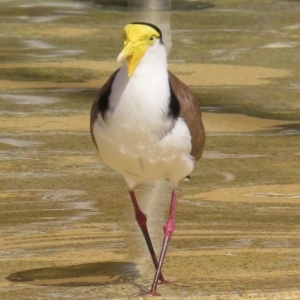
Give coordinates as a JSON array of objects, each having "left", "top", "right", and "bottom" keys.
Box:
[
  {"left": 0, "top": 61, "right": 292, "bottom": 89},
  {"left": 0, "top": 112, "right": 295, "bottom": 133},
  {"left": 1, "top": 5, "right": 299, "bottom": 297}
]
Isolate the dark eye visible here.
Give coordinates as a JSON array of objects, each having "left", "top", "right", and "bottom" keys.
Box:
[{"left": 148, "top": 35, "right": 156, "bottom": 44}]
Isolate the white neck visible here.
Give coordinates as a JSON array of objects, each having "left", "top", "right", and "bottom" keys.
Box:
[{"left": 104, "top": 40, "right": 172, "bottom": 145}]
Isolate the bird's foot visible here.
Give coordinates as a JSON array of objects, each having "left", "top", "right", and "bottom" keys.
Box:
[{"left": 136, "top": 280, "right": 189, "bottom": 296}]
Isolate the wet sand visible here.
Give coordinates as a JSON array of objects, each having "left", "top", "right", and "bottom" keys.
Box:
[
  {"left": 1, "top": 0, "right": 300, "bottom": 299},
  {"left": 1, "top": 105, "right": 299, "bottom": 300},
  {"left": 0, "top": 112, "right": 296, "bottom": 132},
  {"left": 0, "top": 61, "right": 292, "bottom": 89}
]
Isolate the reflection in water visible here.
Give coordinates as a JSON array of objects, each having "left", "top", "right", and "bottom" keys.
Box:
[
  {"left": 0, "top": 138, "right": 43, "bottom": 147},
  {"left": 127, "top": 0, "right": 171, "bottom": 11},
  {"left": 91, "top": 0, "right": 214, "bottom": 11},
  {"left": 23, "top": 39, "right": 54, "bottom": 49},
  {"left": 0, "top": 94, "right": 60, "bottom": 105},
  {"left": 92, "top": 0, "right": 214, "bottom": 53}
]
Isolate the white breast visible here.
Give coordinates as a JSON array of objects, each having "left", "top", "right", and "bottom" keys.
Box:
[{"left": 93, "top": 41, "right": 194, "bottom": 188}]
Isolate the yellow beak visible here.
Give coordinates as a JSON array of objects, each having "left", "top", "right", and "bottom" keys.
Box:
[
  {"left": 117, "top": 40, "right": 148, "bottom": 77},
  {"left": 117, "top": 41, "right": 134, "bottom": 76},
  {"left": 117, "top": 41, "right": 133, "bottom": 62}
]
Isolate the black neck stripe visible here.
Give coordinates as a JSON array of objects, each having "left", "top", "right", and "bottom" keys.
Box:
[
  {"left": 130, "top": 22, "right": 162, "bottom": 39},
  {"left": 168, "top": 81, "right": 180, "bottom": 120}
]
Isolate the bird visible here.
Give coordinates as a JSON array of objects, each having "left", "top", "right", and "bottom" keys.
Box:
[{"left": 90, "top": 22, "right": 205, "bottom": 295}]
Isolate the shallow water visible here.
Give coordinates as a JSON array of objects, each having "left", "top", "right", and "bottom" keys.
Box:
[{"left": 0, "top": 0, "right": 300, "bottom": 299}]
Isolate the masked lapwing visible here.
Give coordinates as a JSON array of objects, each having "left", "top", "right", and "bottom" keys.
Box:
[{"left": 90, "top": 22, "right": 205, "bottom": 295}]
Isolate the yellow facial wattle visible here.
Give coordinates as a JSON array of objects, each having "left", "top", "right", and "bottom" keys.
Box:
[{"left": 117, "top": 24, "right": 160, "bottom": 77}]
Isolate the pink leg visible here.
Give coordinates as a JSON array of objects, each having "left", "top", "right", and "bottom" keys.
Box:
[
  {"left": 149, "top": 190, "right": 177, "bottom": 295},
  {"left": 129, "top": 190, "right": 164, "bottom": 283}
]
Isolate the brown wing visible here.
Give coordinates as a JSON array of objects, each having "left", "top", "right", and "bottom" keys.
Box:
[
  {"left": 90, "top": 69, "right": 120, "bottom": 149},
  {"left": 168, "top": 71, "right": 205, "bottom": 161}
]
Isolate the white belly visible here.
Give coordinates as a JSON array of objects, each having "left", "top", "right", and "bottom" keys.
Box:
[{"left": 93, "top": 118, "right": 194, "bottom": 189}]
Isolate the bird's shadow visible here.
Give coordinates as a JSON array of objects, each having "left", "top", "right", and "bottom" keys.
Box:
[{"left": 6, "top": 261, "right": 140, "bottom": 287}]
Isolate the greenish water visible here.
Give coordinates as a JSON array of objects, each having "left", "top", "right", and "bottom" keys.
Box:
[{"left": 0, "top": 0, "right": 300, "bottom": 299}]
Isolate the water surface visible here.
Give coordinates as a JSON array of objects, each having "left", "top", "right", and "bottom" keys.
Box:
[{"left": 0, "top": 0, "right": 300, "bottom": 299}]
